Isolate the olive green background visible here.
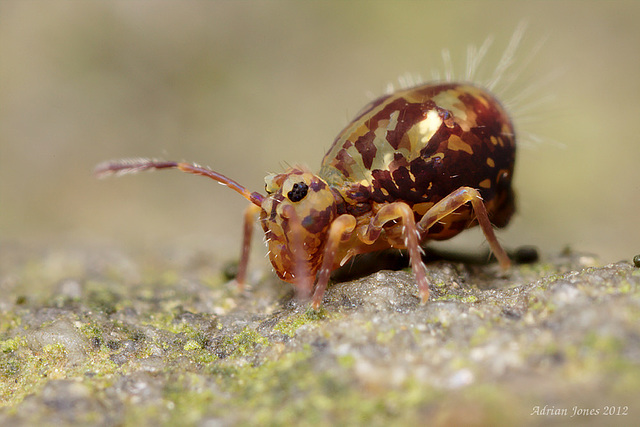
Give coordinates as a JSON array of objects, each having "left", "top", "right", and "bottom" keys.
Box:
[{"left": 2, "top": 1, "right": 639, "bottom": 265}]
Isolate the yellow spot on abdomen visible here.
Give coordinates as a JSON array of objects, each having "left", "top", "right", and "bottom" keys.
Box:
[
  {"left": 412, "top": 202, "right": 435, "bottom": 215},
  {"left": 486, "top": 157, "right": 495, "bottom": 167},
  {"left": 479, "top": 179, "right": 491, "bottom": 189},
  {"left": 447, "top": 135, "right": 474, "bottom": 155}
]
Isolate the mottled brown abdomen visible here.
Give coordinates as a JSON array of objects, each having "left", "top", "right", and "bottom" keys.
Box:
[{"left": 319, "top": 83, "right": 516, "bottom": 241}]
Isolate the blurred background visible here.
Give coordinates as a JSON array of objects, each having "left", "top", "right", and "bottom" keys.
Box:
[{"left": 1, "top": 1, "right": 639, "bottom": 267}]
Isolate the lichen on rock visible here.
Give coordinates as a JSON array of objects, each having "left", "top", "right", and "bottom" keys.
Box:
[{"left": 0, "top": 244, "right": 639, "bottom": 426}]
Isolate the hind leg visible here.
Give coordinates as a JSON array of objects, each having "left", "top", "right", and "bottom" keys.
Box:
[{"left": 417, "top": 186, "right": 511, "bottom": 269}]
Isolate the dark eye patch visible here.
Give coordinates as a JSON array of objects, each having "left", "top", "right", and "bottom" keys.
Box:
[{"left": 287, "top": 182, "right": 308, "bottom": 202}]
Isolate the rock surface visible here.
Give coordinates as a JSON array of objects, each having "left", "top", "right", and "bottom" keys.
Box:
[{"left": 1, "top": 242, "right": 639, "bottom": 426}]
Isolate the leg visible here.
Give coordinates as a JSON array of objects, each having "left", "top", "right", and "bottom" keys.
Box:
[
  {"left": 416, "top": 186, "right": 511, "bottom": 270},
  {"left": 236, "top": 204, "right": 261, "bottom": 290},
  {"left": 276, "top": 205, "right": 316, "bottom": 301},
  {"left": 361, "top": 202, "right": 430, "bottom": 303},
  {"left": 311, "top": 214, "right": 357, "bottom": 309}
]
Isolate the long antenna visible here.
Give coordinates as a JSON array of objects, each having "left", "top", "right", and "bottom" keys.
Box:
[{"left": 94, "top": 158, "right": 264, "bottom": 207}]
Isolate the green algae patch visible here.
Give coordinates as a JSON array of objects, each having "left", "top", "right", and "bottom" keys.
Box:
[
  {"left": 0, "top": 337, "right": 25, "bottom": 354},
  {"left": 231, "top": 327, "right": 269, "bottom": 357},
  {"left": 273, "top": 307, "right": 330, "bottom": 337},
  {"left": 0, "top": 328, "right": 121, "bottom": 408},
  {"left": 208, "top": 348, "right": 441, "bottom": 427},
  {"left": 183, "top": 339, "right": 203, "bottom": 351},
  {"left": 0, "top": 312, "right": 22, "bottom": 337},
  {"left": 216, "top": 326, "right": 270, "bottom": 360},
  {"left": 433, "top": 294, "right": 479, "bottom": 303}
]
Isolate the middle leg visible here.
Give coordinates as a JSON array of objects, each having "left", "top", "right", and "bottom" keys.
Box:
[{"left": 361, "top": 202, "right": 430, "bottom": 303}]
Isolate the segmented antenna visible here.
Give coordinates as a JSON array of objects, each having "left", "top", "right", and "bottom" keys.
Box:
[{"left": 94, "top": 158, "right": 264, "bottom": 206}]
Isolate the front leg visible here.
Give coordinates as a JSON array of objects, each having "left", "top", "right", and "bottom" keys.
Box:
[
  {"left": 236, "top": 204, "right": 261, "bottom": 290},
  {"left": 361, "top": 202, "right": 430, "bottom": 303},
  {"left": 311, "top": 214, "right": 357, "bottom": 308},
  {"left": 416, "top": 186, "right": 511, "bottom": 270}
]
